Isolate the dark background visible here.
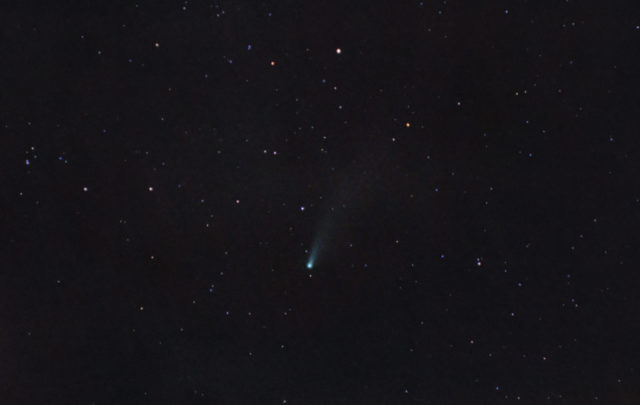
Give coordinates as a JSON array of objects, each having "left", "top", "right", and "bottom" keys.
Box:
[{"left": 3, "top": 0, "right": 640, "bottom": 403}]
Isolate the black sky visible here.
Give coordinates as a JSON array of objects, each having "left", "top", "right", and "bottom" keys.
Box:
[{"left": 3, "top": 0, "right": 640, "bottom": 403}]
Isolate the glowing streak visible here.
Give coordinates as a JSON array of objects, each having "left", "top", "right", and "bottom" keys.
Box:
[{"left": 306, "top": 251, "right": 316, "bottom": 269}]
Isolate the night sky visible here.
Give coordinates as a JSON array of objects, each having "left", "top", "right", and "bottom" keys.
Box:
[{"left": 4, "top": 1, "right": 640, "bottom": 403}]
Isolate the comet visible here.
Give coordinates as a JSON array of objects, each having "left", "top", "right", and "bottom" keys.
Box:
[
  {"left": 303, "top": 149, "right": 381, "bottom": 272},
  {"left": 306, "top": 241, "right": 320, "bottom": 270},
  {"left": 306, "top": 228, "right": 326, "bottom": 270}
]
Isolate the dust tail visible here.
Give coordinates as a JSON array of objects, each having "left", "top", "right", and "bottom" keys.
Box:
[
  {"left": 306, "top": 220, "right": 329, "bottom": 269},
  {"left": 305, "top": 135, "right": 391, "bottom": 270}
]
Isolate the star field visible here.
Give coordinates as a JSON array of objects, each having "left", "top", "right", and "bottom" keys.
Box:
[{"left": 4, "top": 0, "right": 640, "bottom": 403}]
